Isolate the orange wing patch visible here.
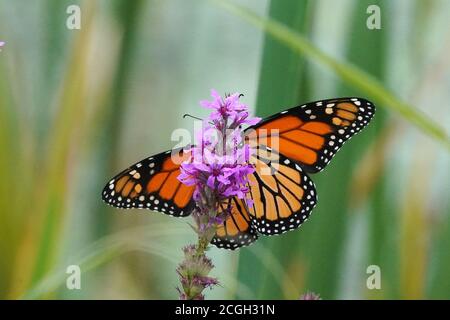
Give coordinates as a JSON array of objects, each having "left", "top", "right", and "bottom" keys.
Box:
[
  {"left": 174, "top": 183, "right": 195, "bottom": 208},
  {"left": 336, "top": 109, "right": 356, "bottom": 121},
  {"left": 301, "top": 122, "right": 333, "bottom": 135},
  {"left": 282, "top": 130, "right": 325, "bottom": 150},
  {"left": 247, "top": 117, "right": 333, "bottom": 166},
  {"left": 248, "top": 119, "right": 331, "bottom": 166},
  {"left": 159, "top": 171, "right": 181, "bottom": 199},
  {"left": 122, "top": 179, "right": 135, "bottom": 197},
  {"left": 255, "top": 115, "right": 303, "bottom": 134},
  {"left": 278, "top": 138, "right": 318, "bottom": 165},
  {"left": 147, "top": 172, "right": 168, "bottom": 193}
]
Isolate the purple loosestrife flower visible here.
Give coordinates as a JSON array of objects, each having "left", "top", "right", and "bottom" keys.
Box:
[
  {"left": 176, "top": 245, "right": 218, "bottom": 300},
  {"left": 300, "top": 291, "right": 321, "bottom": 300},
  {"left": 179, "top": 90, "right": 260, "bottom": 206},
  {"left": 175, "top": 90, "right": 260, "bottom": 300}
]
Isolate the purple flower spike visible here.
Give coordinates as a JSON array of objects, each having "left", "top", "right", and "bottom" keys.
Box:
[
  {"left": 176, "top": 89, "right": 260, "bottom": 300},
  {"left": 300, "top": 291, "right": 321, "bottom": 300},
  {"left": 179, "top": 90, "right": 259, "bottom": 209}
]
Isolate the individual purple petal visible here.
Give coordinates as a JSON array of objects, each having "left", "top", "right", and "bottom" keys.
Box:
[
  {"left": 217, "top": 174, "right": 230, "bottom": 185},
  {"left": 206, "top": 175, "right": 216, "bottom": 189},
  {"left": 200, "top": 100, "right": 214, "bottom": 109},
  {"left": 245, "top": 198, "right": 254, "bottom": 208},
  {"left": 244, "top": 116, "right": 262, "bottom": 126},
  {"left": 210, "top": 89, "right": 221, "bottom": 101}
]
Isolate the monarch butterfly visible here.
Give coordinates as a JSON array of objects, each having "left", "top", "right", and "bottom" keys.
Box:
[{"left": 102, "top": 97, "right": 375, "bottom": 249}]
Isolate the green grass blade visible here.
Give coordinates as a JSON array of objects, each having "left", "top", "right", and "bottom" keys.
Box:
[
  {"left": 210, "top": 0, "right": 450, "bottom": 150},
  {"left": 235, "top": 0, "right": 313, "bottom": 299},
  {"left": 253, "top": 0, "right": 314, "bottom": 116},
  {"left": 22, "top": 224, "right": 251, "bottom": 299},
  {"left": 22, "top": 225, "right": 190, "bottom": 299},
  {"left": 340, "top": 0, "right": 391, "bottom": 299}
]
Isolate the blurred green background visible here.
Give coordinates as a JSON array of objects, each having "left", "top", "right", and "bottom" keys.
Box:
[{"left": 0, "top": 0, "right": 449, "bottom": 299}]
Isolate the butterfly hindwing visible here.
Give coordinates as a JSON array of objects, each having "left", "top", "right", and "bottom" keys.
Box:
[
  {"left": 102, "top": 148, "right": 195, "bottom": 217},
  {"left": 211, "top": 146, "right": 318, "bottom": 249},
  {"left": 246, "top": 146, "right": 317, "bottom": 236},
  {"left": 245, "top": 97, "right": 375, "bottom": 173},
  {"left": 211, "top": 197, "right": 258, "bottom": 250}
]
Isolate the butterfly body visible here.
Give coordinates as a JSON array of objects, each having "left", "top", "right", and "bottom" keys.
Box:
[{"left": 102, "top": 97, "right": 375, "bottom": 249}]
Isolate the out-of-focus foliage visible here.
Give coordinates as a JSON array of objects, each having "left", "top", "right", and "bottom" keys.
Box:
[{"left": 0, "top": 0, "right": 448, "bottom": 299}]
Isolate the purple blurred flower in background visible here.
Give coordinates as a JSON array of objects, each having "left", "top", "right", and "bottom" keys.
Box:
[
  {"left": 175, "top": 90, "right": 260, "bottom": 300},
  {"left": 0, "top": 41, "right": 5, "bottom": 51},
  {"left": 300, "top": 291, "right": 321, "bottom": 300}
]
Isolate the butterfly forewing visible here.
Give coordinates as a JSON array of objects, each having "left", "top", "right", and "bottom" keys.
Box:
[
  {"left": 245, "top": 97, "right": 375, "bottom": 173},
  {"left": 102, "top": 148, "right": 195, "bottom": 217}
]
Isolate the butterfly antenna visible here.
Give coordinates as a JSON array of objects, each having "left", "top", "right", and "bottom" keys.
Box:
[
  {"left": 183, "top": 114, "right": 203, "bottom": 121},
  {"left": 224, "top": 92, "right": 244, "bottom": 98}
]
